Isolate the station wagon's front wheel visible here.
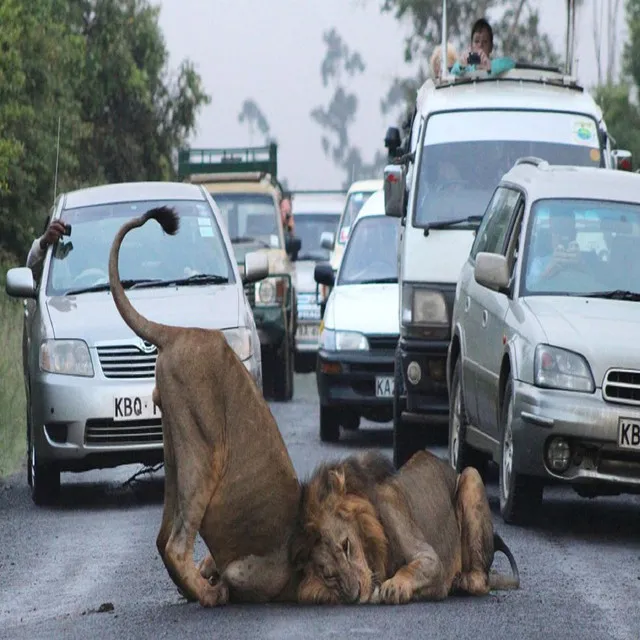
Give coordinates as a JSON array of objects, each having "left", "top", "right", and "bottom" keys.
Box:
[
  {"left": 499, "top": 377, "right": 543, "bottom": 524},
  {"left": 29, "top": 439, "right": 60, "bottom": 506}
]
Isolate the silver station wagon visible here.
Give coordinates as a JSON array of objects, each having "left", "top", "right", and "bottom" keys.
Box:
[
  {"left": 5, "top": 181, "right": 268, "bottom": 505},
  {"left": 447, "top": 159, "right": 640, "bottom": 524}
]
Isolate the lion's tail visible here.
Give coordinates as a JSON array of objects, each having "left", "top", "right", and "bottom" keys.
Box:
[
  {"left": 108, "top": 206, "right": 180, "bottom": 350},
  {"left": 488, "top": 532, "right": 520, "bottom": 591}
]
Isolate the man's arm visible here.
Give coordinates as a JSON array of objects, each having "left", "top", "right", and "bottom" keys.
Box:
[{"left": 26, "top": 220, "right": 66, "bottom": 281}]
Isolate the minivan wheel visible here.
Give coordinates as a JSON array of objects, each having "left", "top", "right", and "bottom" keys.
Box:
[
  {"left": 499, "top": 377, "right": 543, "bottom": 524},
  {"left": 30, "top": 440, "right": 60, "bottom": 506},
  {"left": 320, "top": 405, "right": 340, "bottom": 442},
  {"left": 449, "top": 358, "right": 488, "bottom": 476}
]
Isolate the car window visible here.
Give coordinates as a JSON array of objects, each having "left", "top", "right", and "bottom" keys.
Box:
[
  {"left": 45, "top": 199, "right": 235, "bottom": 295},
  {"left": 337, "top": 191, "right": 375, "bottom": 245},
  {"left": 521, "top": 198, "right": 640, "bottom": 296},
  {"left": 295, "top": 213, "right": 340, "bottom": 261},
  {"left": 338, "top": 215, "right": 400, "bottom": 285},
  {"left": 470, "top": 187, "right": 521, "bottom": 259}
]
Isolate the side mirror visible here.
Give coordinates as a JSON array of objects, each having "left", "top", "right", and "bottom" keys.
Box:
[
  {"left": 285, "top": 236, "right": 301, "bottom": 261},
  {"left": 384, "top": 126, "right": 402, "bottom": 160},
  {"left": 613, "top": 149, "right": 633, "bottom": 171},
  {"left": 474, "top": 252, "right": 510, "bottom": 292},
  {"left": 384, "top": 164, "right": 406, "bottom": 218},
  {"left": 5, "top": 267, "right": 36, "bottom": 299},
  {"left": 320, "top": 231, "right": 335, "bottom": 251},
  {"left": 314, "top": 262, "right": 335, "bottom": 288},
  {"left": 242, "top": 251, "right": 269, "bottom": 284}
]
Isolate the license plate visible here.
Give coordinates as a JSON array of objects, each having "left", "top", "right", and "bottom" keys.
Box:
[
  {"left": 618, "top": 417, "right": 640, "bottom": 449},
  {"left": 113, "top": 395, "right": 161, "bottom": 422},
  {"left": 296, "top": 324, "right": 320, "bottom": 340},
  {"left": 375, "top": 376, "right": 394, "bottom": 398}
]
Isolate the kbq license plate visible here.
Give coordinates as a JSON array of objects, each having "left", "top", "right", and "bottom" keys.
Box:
[
  {"left": 114, "top": 395, "right": 161, "bottom": 422},
  {"left": 618, "top": 417, "right": 640, "bottom": 449}
]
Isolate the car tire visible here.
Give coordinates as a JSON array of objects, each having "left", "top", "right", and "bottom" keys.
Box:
[
  {"left": 271, "top": 340, "right": 294, "bottom": 402},
  {"left": 29, "top": 438, "right": 60, "bottom": 506},
  {"left": 499, "top": 376, "right": 544, "bottom": 524},
  {"left": 320, "top": 405, "right": 340, "bottom": 442},
  {"left": 449, "top": 358, "right": 489, "bottom": 476}
]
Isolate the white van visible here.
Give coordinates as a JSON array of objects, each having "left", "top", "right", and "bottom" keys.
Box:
[{"left": 383, "top": 62, "right": 631, "bottom": 468}]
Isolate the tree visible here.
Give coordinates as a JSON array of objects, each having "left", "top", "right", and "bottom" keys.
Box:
[
  {"left": 237, "top": 99, "right": 274, "bottom": 144},
  {"left": 311, "top": 28, "right": 386, "bottom": 188}
]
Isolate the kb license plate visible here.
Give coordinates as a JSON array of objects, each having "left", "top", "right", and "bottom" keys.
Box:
[
  {"left": 375, "top": 376, "right": 394, "bottom": 398},
  {"left": 113, "top": 395, "right": 161, "bottom": 422},
  {"left": 618, "top": 417, "right": 640, "bottom": 449}
]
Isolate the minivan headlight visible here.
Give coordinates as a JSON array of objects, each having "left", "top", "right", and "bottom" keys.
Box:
[
  {"left": 402, "top": 285, "right": 448, "bottom": 326},
  {"left": 223, "top": 328, "right": 253, "bottom": 361},
  {"left": 39, "top": 339, "right": 94, "bottom": 377},
  {"left": 534, "top": 344, "right": 594, "bottom": 393},
  {"left": 320, "top": 329, "right": 369, "bottom": 351}
]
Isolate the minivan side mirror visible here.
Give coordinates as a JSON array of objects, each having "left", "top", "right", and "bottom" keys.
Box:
[
  {"left": 474, "top": 252, "right": 510, "bottom": 292},
  {"left": 384, "top": 164, "right": 406, "bottom": 218},
  {"left": 314, "top": 262, "right": 335, "bottom": 288},
  {"left": 242, "top": 251, "right": 269, "bottom": 284},
  {"left": 320, "top": 231, "right": 335, "bottom": 251},
  {"left": 285, "top": 236, "right": 301, "bottom": 261},
  {"left": 5, "top": 267, "right": 36, "bottom": 299},
  {"left": 613, "top": 149, "right": 633, "bottom": 171}
]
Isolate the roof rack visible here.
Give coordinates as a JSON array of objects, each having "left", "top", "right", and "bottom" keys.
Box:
[{"left": 177, "top": 143, "right": 278, "bottom": 181}]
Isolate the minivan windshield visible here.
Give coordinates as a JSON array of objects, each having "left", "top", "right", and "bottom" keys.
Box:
[
  {"left": 336, "top": 190, "right": 376, "bottom": 245},
  {"left": 46, "top": 199, "right": 235, "bottom": 296},
  {"left": 414, "top": 110, "right": 603, "bottom": 228},
  {"left": 522, "top": 198, "right": 640, "bottom": 298},
  {"left": 338, "top": 215, "right": 400, "bottom": 285}
]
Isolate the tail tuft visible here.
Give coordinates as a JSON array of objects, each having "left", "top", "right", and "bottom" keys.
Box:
[{"left": 144, "top": 206, "right": 180, "bottom": 235}]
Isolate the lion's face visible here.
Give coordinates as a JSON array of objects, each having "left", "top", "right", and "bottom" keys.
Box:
[{"left": 295, "top": 469, "right": 388, "bottom": 605}]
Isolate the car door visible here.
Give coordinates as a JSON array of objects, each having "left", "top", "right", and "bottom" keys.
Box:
[
  {"left": 466, "top": 187, "right": 523, "bottom": 437},
  {"left": 458, "top": 187, "right": 504, "bottom": 427}
]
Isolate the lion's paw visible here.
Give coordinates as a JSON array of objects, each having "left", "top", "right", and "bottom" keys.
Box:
[
  {"left": 198, "top": 581, "right": 229, "bottom": 608},
  {"left": 379, "top": 577, "right": 413, "bottom": 605}
]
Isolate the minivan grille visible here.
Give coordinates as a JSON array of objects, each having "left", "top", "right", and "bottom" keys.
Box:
[
  {"left": 85, "top": 418, "right": 163, "bottom": 446},
  {"left": 97, "top": 344, "right": 157, "bottom": 379},
  {"left": 603, "top": 369, "right": 640, "bottom": 406}
]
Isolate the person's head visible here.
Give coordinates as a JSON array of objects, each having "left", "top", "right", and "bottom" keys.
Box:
[
  {"left": 470, "top": 18, "right": 493, "bottom": 56},
  {"left": 429, "top": 43, "right": 458, "bottom": 77},
  {"left": 280, "top": 193, "right": 292, "bottom": 221}
]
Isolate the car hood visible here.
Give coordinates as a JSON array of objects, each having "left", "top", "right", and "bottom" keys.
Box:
[
  {"left": 328, "top": 283, "right": 399, "bottom": 334},
  {"left": 294, "top": 260, "right": 317, "bottom": 295},
  {"left": 523, "top": 295, "right": 640, "bottom": 385},
  {"left": 46, "top": 285, "right": 242, "bottom": 346}
]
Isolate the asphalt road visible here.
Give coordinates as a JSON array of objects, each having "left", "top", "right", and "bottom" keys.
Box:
[{"left": 1, "top": 373, "right": 639, "bottom": 640}]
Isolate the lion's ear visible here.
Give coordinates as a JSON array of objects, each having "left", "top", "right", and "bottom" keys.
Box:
[{"left": 328, "top": 470, "right": 346, "bottom": 495}]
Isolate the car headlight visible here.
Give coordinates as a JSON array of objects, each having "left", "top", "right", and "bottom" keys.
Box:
[
  {"left": 402, "top": 285, "right": 448, "bottom": 326},
  {"left": 534, "top": 344, "right": 594, "bottom": 393},
  {"left": 320, "top": 328, "right": 369, "bottom": 351},
  {"left": 255, "top": 276, "right": 289, "bottom": 306},
  {"left": 39, "top": 339, "right": 94, "bottom": 377},
  {"left": 222, "top": 328, "right": 253, "bottom": 361}
]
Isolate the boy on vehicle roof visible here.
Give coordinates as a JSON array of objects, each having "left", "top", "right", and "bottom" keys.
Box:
[{"left": 460, "top": 17, "right": 493, "bottom": 71}]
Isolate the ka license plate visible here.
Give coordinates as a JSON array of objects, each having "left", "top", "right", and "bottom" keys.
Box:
[
  {"left": 375, "top": 376, "right": 394, "bottom": 398},
  {"left": 113, "top": 395, "right": 161, "bottom": 422},
  {"left": 618, "top": 417, "right": 640, "bottom": 450}
]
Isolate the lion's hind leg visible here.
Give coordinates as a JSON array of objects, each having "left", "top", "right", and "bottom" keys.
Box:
[{"left": 454, "top": 466, "right": 494, "bottom": 596}]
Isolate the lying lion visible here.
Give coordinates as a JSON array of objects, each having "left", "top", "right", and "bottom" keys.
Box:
[
  {"left": 292, "top": 449, "right": 520, "bottom": 605},
  {"left": 108, "top": 206, "right": 301, "bottom": 607}
]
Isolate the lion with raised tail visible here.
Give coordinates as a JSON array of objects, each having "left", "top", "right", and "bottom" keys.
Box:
[
  {"left": 108, "top": 206, "right": 301, "bottom": 607},
  {"left": 292, "top": 450, "right": 520, "bottom": 605}
]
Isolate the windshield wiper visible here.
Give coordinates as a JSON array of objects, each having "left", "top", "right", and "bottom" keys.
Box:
[
  {"left": 357, "top": 277, "right": 397, "bottom": 284},
  {"left": 131, "top": 273, "right": 230, "bottom": 289},
  {"left": 581, "top": 289, "right": 640, "bottom": 302},
  {"left": 423, "top": 215, "right": 483, "bottom": 236},
  {"left": 65, "top": 278, "right": 153, "bottom": 296},
  {"left": 229, "top": 235, "right": 271, "bottom": 248}
]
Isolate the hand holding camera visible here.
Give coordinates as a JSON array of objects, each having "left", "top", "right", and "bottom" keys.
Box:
[{"left": 39, "top": 220, "right": 71, "bottom": 251}]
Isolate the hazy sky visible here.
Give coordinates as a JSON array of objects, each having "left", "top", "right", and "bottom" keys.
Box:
[{"left": 156, "top": 0, "right": 627, "bottom": 190}]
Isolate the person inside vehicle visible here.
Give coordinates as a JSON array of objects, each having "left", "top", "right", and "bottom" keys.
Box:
[
  {"left": 26, "top": 219, "right": 67, "bottom": 281},
  {"left": 279, "top": 192, "right": 295, "bottom": 238},
  {"left": 460, "top": 17, "right": 493, "bottom": 71}
]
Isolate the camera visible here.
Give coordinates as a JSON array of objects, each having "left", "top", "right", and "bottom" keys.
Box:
[
  {"left": 63, "top": 223, "right": 72, "bottom": 236},
  {"left": 467, "top": 52, "right": 481, "bottom": 65}
]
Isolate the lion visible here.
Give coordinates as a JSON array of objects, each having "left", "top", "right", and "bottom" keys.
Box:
[
  {"left": 292, "top": 449, "right": 519, "bottom": 605},
  {"left": 108, "top": 206, "right": 301, "bottom": 607}
]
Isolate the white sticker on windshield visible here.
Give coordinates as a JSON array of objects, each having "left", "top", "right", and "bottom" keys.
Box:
[
  {"left": 198, "top": 217, "right": 212, "bottom": 226},
  {"left": 199, "top": 226, "right": 214, "bottom": 237},
  {"left": 270, "top": 234, "right": 279, "bottom": 247}
]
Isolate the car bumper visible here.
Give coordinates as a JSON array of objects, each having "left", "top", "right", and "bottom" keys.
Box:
[
  {"left": 316, "top": 349, "right": 395, "bottom": 419},
  {"left": 398, "top": 337, "right": 449, "bottom": 424},
  {"left": 31, "top": 355, "right": 262, "bottom": 472},
  {"left": 513, "top": 380, "right": 640, "bottom": 488}
]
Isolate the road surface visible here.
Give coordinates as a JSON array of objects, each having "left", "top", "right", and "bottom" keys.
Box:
[{"left": 1, "top": 373, "right": 639, "bottom": 640}]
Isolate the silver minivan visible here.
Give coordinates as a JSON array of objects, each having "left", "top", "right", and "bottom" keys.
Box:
[{"left": 5, "top": 181, "right": 268, "bottom": 505}]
